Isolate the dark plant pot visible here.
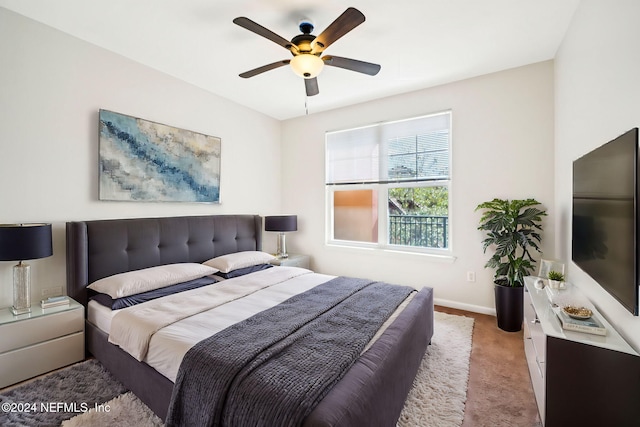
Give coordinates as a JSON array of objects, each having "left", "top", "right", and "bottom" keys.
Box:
[{"left": 494, "top": 283, "right": 524, "bottom": 332}]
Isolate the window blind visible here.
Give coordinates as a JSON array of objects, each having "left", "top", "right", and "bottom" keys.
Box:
[{"left": 326, "top": 112, "right": 450, "bottom": 185}]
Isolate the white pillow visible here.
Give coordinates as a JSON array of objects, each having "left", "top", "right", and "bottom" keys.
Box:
[
  {"left": 203, "top": 251, "right": 275, "bottom": 273},
  {"left": 87, "top": 263, "right": 218, "bottom": 298}
]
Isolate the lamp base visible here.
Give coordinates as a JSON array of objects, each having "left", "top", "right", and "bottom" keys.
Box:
[
  {"left": 12, "top": 262, "right": 31, "bottom": 316},
  {"left": 276, "top": 233, "right": 289, "bottom": 258},
  {"left": 11, "top": 306, "right": 31, "bottom": 315}
]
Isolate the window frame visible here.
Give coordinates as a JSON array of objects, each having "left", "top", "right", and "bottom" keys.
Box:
[{"left": 325, "top": 111, "right": 453, "bottom": 255}]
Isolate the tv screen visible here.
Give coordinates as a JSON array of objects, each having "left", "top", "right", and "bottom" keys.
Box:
[{"left": 572, "top": 127, "right": 639, "bottom": 316}]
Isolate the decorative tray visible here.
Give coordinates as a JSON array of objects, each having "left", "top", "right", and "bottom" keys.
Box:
[{"left": 562, "top": 305, "right": 593, "bottom": 320}]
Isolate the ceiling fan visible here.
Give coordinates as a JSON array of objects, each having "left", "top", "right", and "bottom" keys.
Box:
[{"left": 233, "top": 7, "right": 381, "bottom": 97}]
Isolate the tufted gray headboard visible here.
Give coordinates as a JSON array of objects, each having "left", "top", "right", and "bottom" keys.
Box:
[{"left": 66, "top": 215, "right": 262, "bottom": 307}]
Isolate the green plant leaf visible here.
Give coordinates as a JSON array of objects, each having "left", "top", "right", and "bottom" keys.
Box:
[{"left": 476, "top": 198, "right": 546, "bottom": 286}]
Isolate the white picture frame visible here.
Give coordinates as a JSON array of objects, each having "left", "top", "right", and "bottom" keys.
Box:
[{"left": 538, "top": 259, "right": 565, "bottom": 279}]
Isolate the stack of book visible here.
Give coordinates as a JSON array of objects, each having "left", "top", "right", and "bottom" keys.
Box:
[
  {"left": 553, "top": 306, "right": 607, "bottom": 336},
  {"left": 41, "top": 296, "right": 70, "bottom": 309}
]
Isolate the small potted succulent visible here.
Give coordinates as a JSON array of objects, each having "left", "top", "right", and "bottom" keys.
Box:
[{"left": 547, "top": 270, "right": 565, "bottom": 289}]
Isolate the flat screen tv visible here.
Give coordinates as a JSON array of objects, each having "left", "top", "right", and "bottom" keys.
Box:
[{"left": 572, "top": 127, "right": 639, "bottom": 316}]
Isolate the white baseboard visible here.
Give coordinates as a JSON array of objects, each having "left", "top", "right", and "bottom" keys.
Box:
[{"left": 434, "top": 297, "right": 496, "bottom": 316}]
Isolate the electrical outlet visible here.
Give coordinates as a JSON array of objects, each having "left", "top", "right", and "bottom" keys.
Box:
[{"left": 466, "top": 271, "right": 476, "bottom": 282}]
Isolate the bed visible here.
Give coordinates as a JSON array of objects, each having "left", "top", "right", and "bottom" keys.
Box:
[{"left": 66, "top": 214, "right": 434, "bottom": 426}]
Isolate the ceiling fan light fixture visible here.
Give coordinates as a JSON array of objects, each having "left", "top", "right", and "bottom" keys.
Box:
[
  {"left": 235, "top": 8, "right": 378, "bottom": 96},
  {"left": 290, "top": 54, "right": 324, "bottom": 79}
]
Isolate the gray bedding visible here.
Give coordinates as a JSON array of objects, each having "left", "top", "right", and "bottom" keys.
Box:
[{"left": 166, "top": 277, "right": 414, "bottom": 427}]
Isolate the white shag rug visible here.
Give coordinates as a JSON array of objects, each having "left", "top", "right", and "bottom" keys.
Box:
[
  {"left": 65, "top": 311, "right": 474, "bottom": 427},
  {"left": 397, "top": 311, "right": 474, "bottom": 427},
  {"left": 62, "top": 392, "right": 163, "bottom": 427}
]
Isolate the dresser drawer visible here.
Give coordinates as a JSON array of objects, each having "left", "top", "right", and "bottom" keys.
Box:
[
  {"left": 524, "top": 291, "right": 546, "bottom": 370},
  {"left": 0, "top": 307, "right": 83, "bottom": 353},
  {"left": 524, "top": 332, "right": 546, "bottom": 422},
  {"left": 524, "top": 291, "right": 536, "bottom": 324}
]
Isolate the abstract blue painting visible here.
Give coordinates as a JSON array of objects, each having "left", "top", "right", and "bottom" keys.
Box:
[{"left": 99, "top": 110, "right": 221, "bottom": 203}]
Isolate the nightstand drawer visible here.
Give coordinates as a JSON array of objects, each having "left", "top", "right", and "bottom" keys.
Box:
[
  {"left": 0, "top": 308, "right": 83, "bottom": 353},
  {"left": 0, "top": 332, "right": 84, "bottom": 388}
]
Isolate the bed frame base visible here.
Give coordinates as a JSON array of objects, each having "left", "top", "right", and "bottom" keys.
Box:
[{"left": 86, "top": 322, "right": 173, "bottom": 420}]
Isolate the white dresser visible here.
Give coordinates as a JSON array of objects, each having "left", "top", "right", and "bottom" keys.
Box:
[
  {"left": 523, "top": 276, "right": 640, "bottom": 426},
  {"left": 0, "top": 298, "right": 84, "bottom": 388}
]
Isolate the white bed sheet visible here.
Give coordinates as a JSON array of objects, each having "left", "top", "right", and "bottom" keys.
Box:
[
  {"left": 88, "top": 268, "right": 413, "bottom": 382},
  {"left": 88, "top": 299, "right": 116, "bottom": 334}
]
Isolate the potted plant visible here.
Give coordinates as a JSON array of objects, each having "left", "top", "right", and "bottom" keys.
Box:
[
  {"left": 476, "top": 198, "right": 546, "bottom": 332},
  {"left": 547, "top": 270, "right": 565, "bottom": 289}
]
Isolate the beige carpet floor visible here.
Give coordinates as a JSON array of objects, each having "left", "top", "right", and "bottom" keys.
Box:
[{"left": 436, "top": 306, "right": 541, "bottom": 427}]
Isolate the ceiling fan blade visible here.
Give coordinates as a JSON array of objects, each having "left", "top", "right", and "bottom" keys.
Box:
[
  {"left": 233, "top": 17, "right": 298, "bottom": 53},
  {"left": 312, "top": 7, "right": 365, "bottom": 53},
  {"left": 323, "top": 55, "right": 381, "bottom": 76},
  {"left": 239, "top": 60, "right": 291, "bottom": 78},
  {"left": 305, "top": 77, "right": 319, "bottom": 96}
]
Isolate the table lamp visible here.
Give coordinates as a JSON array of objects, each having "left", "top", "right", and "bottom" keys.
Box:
[
  {"left": 0, "top": 224, "right": 53, "bottom": 315},
  {"left": 265, "top": 215, "right": 297, "bottom": 259}
]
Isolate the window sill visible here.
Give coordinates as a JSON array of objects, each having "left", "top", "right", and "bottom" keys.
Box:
[{"left": 325, "top": 243, "right": 457, "bottom": 263}]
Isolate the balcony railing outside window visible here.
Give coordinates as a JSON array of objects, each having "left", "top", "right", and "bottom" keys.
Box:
[{"left": 389, "top": 214, "right": 448, "bottom": 249}]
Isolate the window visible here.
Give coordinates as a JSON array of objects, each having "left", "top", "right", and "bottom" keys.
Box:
[{"left": 326, "top": 111, "right": 451, "bottom": 252}]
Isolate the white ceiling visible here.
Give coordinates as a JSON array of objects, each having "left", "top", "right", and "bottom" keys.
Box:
[{"left": 0, "top": 0, "right": 580, "bottom": 120}]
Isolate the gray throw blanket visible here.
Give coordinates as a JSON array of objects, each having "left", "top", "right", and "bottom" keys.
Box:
[{"left": 166, "top": 276, "right": 413, "bottom": 427}]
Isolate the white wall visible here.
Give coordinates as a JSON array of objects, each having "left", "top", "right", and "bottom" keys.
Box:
[
  {"left": 0, "top": 8, "right": 282, "bottom": 308},
  {"left": 555, "top": 0, "right": 640, "bottom": 350},
  {"left": 281, "top": 61, "right": 556, "bottom": 314},
  {"left": 0, "top": 7, "right": 560, "bottom": 318}
]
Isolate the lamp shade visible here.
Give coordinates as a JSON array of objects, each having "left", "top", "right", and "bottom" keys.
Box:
[
  {"left": 0, "top": 224, "right": 53, "bottom": 261},
  {"left": 265, "top": 215, "right": 297, "bottom": 232}
]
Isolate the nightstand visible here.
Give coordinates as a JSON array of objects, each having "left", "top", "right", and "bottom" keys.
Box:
[
  {"left": 270, "top": 254, "right": 310, "bottom": 269},
  {"left": 0, "top": 298, "right": 84, "bottom": 388}
]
